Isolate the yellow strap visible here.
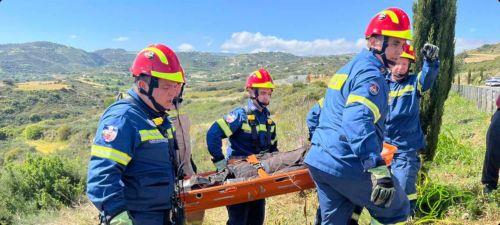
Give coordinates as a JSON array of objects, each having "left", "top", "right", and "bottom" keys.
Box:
[
  {"left": 318, "top": 97, "right": 324, "bottom": 108},
  {"left": 328, "top": 74, "right": 348, "bottom": 90},
  {"left": 91, "top": 145, "right": 132, "bottom": 166},
  {"left": 389, "top": 85, "right": 415, "bottom": 97},
  {"left": 408, "top": 193, "right": 417, "bottom": 201},
  {"left": 216, "top": 119, "right": 232, "bottom": 137},
  {"left": 346, "top": 94, "right": 381, "bottom": 123},
  {"left": 241, "top": 123, "right": 274, "bottom": 133},
  {"left": 417, "top": 71, "right": 423, "bottom": 93},
  {"left": 139, "top": 129, "right": 165, "bottom": 141}
]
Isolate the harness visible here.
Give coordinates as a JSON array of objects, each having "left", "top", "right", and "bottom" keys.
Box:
[{"left": 244, "top": 107, "right": 275, "bottom": 154}]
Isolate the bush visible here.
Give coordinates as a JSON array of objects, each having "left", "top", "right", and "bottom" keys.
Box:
[
  {"left": 57, "top": 125, "right": 72, "bottom": 141},
  {"left": 0, "top": 154, "right": 85, "bottom": 215},
  {"left": 23, "top": 124, "right": 44, "bottom": 140}
]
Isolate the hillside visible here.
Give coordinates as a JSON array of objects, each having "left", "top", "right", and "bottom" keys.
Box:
[{"left": 455, "top": 43, "right": 500, "bottom": 85}]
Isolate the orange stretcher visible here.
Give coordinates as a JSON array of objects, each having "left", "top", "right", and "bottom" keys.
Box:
[
  {"left": 180, "top": 168, "right": 314, "bottom": 212},
  {"left": 179, "top": 143, "right": 397, "bottom": 213}
]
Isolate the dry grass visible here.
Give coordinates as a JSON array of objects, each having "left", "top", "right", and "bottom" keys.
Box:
[
  {"left": 463, "top": 54, "right": 499, "bottom": 63},
  {"left": 15, "top": 81, "right": 70, "bottom": 91},
  {"left": 26, "top": 140, "right": 68, "bottom": 154},
  {"left": 75, "top": 78, "right": 105, "bottom": 87}
]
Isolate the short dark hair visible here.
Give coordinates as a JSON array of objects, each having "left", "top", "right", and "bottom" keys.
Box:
[{"left": 134, "top": 74, "right": 151, "bottom": 85}]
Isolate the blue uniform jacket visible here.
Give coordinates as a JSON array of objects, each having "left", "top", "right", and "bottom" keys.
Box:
[
  {"left": 384, "top": 60, "right": 439, "bottom": 152},
  {"left": 206, "top": 99, "right": 278, "bottom": 161},
  {"left": 306, "top": 98, "right": 323, "bottom": 140},
  {"left": 86, "top": 89, "right": 176, "bottom": 217},
  {"left": 304, "top": 49, "right": 390, "bottom": 178}
]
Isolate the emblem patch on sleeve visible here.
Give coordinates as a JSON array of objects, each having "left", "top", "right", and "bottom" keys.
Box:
[
  {"left": 369, "top": 82, "right": 379, "bottom": 96},
  {"left": 225, "top": 113, "right": 236, "bottom": 123},
  {"left": 102, "top": 125, "right": 118, "bottom": 142}
]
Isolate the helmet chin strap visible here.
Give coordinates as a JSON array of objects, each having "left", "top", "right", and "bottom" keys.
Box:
[
  {"left": 250, "top": 89, "right": 268, "bottom": 109},
  {"left": 370, "top": 36, "right": 395, "bottom": 68},
  {"left": 139, "top": 77, "right": 167, "bottom": 115}
]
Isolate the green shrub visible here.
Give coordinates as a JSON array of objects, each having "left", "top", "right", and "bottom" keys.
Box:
[
  {"left": 23, "top": 125, "right": 44, "bottom": 140},
  {"left": 56, "top": 125, "right": 72, "bottom": 141}
]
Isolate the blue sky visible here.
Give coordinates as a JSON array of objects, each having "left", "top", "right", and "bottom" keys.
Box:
[{"left": 0, "top": 0, "right": 498, "bottom": 55}]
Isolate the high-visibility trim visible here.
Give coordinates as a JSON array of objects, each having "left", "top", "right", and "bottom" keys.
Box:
[
  {"left": 381, "top": 29, "right": 412, "bottom": 41},
  {"left": 328, "top": 74, "right": 348, "bottom": 90},
  {"left": 152, "top": 117, "right": 164, "bottom": 126},
  {"left": 91, "top": 145, "right": 131, "bottom": 166},
  {"left": 254, "top": 70, "right": 262, "bottom": 79},
  {"left": 389, "top": 85, "right": 415, "bottom": 97},
  {"left": 151, "top": 70, "right": 185, "bottom": 83},
  {"left": 417, "top": 71, "right": 423, "bottom": 93},
  {"left": 401, "top": 51, "right": 415, "bottom": 61},
  {"left": 351, "top": 212, "right": 360, "bottom": 221},
  {"left": 381, "top": 9, "right": 400, "bottom": 24},
  {"left": 318, "top": 97, "right": 324, "bottom": 108},
  {"left": 408, "top": 193, "right": 417, "bottom": 201},
  {"left": 216, "top": 119, "right": 232, "bottom": 137},
  {"left": 143, "top": 47, "right": 169, "bottom": 65},
  {"left": 242, "top": 124, "right": 274, "bottom": 133},
  {"left": 271, "top": 138, "right": 277, "bottom": 145},
  {"left": 139, "top": 129, "right": 165, "bottom": 142},
  {"left": 166, "top": 129, "right": 175, "bottom": 139},
  {"left": 251, "top": 82, "right": 275, "bottom": 89},
  {"left": 346, "top": 95, "right": 381, "bottom": 123}
]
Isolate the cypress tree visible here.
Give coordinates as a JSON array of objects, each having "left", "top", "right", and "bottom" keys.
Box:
[
  {"left": 467, "top": 70, "right": 472, "bottom": 84},
  {"left": 413, "top": 0, "right": 457, "bottom": 161}
]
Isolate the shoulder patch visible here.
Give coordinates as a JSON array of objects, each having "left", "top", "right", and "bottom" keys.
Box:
[
  {"left": 102, "top": 125, "right": 118, "bottom": 142},
  {"left": 369, "top": 82, "right": 379, "bottom": 96},
  {"left": 225, "top": 113, "right": 236, "bottom": 123}
]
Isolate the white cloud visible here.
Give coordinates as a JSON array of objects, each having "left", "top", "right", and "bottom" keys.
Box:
[
  {"left": 455, "top": 38, "right": 496, "bottom": 54},
  {"left": 220, "top": 31, "right": 365, "bottom": 56},
  {"left": 69, "top": 34, "right": 78, "bottom": 39},
  {"left": 178, "top": 43, "right": 195, "bottom": 52},
  {"left": 113, "top": 36, "right": 129, "bottom": 42}
]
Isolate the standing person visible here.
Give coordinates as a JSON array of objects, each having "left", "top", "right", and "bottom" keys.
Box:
[
  {"left": 481, "top": 94, "right": 500, "bottom": 193},
  {"left": 86, "top": 43, "right": 186, "bottom": 225},
  {"left": 304, "top": 8, "right": 412, "bottom": 224},
  {"left": 206, "top": 68, "right": 277, "bottom": 225},
  {"left": 385, "top": 43, "right": 440, "bottom": 216}
]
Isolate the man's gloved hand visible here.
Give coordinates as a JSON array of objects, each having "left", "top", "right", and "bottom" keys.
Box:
[
  {"left": 214, "top": 158, "right": 228, "bottom": 172},
  {"left": 101, "top": 211, "right": 132, "bottom": 225},
  {"left": 421, "top": 43, "right": 439, "bottom": 62},
  {"left": 368, "top": 165, "right": 395, "bottom": 208}
]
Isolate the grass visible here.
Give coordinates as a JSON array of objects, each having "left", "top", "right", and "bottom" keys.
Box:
[
  {"left": 25, "top": 140, "right": 68, "bottom": 154},
  {"left": 15, "top": 81, "right": 70, "bottom": 91}
]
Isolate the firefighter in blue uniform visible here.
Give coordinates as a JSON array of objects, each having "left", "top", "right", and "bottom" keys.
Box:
[
  {"left": 304, "top": 8, "right": 413, "bottom": 224},
  {"left": 86, "top": 44, "right": 186, "bottom": 225},
  {"left": 206, "top": 68, "right": 277, "bottom": 225},
  {"left": 386, "top": 43, "right": 440, "bottom": 215}
]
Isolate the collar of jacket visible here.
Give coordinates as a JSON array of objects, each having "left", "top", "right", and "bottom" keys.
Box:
[
  {"left": 127, "top": 89, "right": 165, "bottom": 120},
  {"left": 361, "top": 48, "right": 388, "bottom": 74},
  {"left": 246, "top": 99, "right": 270, "bottom": 116}
]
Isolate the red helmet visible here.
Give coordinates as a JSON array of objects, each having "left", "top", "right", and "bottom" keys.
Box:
[
  {"left": 365, "top": 7, "right": 412, "bottom": 41},
  {"left": 130, "top": 44, "right": 185, "bottom": 83},
  {"left": 245, "top": 69, "right": 275, "bottom": 89},
  {"left": 401, "top": 44, "right": 416, "bottom": 62}
]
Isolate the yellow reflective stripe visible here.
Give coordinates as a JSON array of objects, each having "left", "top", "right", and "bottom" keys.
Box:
[
  {"left": 151, "top": 71, "right": 184, "bottom": 83},
  {"left": 216, "top": 119, "right": 232, "bottom": 137},
  {"left": 143, "top": 47, "right": 168, "bottom": 65},
  {"left": 381, "top": 29, "right": 412, "bottom": 41},
  {"left": 401, "top": 51, "right": 415, "bottom": 61},
  {"left": 346, "top": 95, "right": 381, "bottom": 123},
  {"left": 242, "top": 123, "right": 251, "bottom": 132},
  {"left": 254, "top": 70, "right": 262, "bottom": 79},
  {"left": 328, "top": 74, "right": 348, "bottom": 90},
  {"left": 91, "top": 145, "right": 131, "bottom": 166},
  {"left": 241, "top": 124, "right": 275, "bottom": 133},
  {"left": 166, "top": 129, "right": 174, "bottom": 139},
  {"left": 389, "top": 85, "right": 415, "bottom": 97},
  {"left": 408, "top": 193, "right": 417, "bottom": 201},
  {"left": 139, "top": 129, "right": 165, "bottom": 142},
  {"left": 351, "top": 212, "right": 360, "bottom": 221},
  {"left": 318, "top": 97, "right": 324, "bottom": 108},
  {"left": 251, "top": 82, "right": 275, "bottom": 89},
  {"left": 271, "top": 138, "right": 277, "bottom": 145},
  {"left": 417, "top": 72, "right": 423, "bottom": 93},
  {"left": 381, "top": 9, "right": 399, "bottom": 24}
]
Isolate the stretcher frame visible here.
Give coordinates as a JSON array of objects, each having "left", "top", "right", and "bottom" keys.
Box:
[{"left": 180, "top": 168, "right": 315, "bottom": 212}]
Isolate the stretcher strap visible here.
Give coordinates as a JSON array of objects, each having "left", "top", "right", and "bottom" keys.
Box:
[{"left": 246, "top": 154, "right": 269, "bottom": 178}]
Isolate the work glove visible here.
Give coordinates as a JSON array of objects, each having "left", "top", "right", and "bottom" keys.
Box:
[
  {"left": 368, "top": 165, "right": 395, "bottom": 208},
  {"left": 100, "top": 211, "right": 132, "bottom": 225},
  {"left": 421, "top": 43, "right": 439, "bottom": 62},
  {"left": 214, "top": 158, "right": 228, "bottom": 172}
]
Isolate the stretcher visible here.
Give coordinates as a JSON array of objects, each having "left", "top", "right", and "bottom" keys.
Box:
[
  {"left": 179, "top": 143, "right": 397, "bottom": 213},
  {"left": 180, "top": 168, "right": 314, "bottom": 212}
]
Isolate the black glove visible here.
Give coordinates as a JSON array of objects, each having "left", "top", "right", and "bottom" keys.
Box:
[
  {"left": 368, "top": 165, "right": 395, "bottom": 208},
  {"left": 421, "top": 43, "right": 439, "bottom": 62}
]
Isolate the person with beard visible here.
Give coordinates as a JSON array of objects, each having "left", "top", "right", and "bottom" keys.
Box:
[{"left": 206, "top": 68, "right": 277, "bottom": 225}]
